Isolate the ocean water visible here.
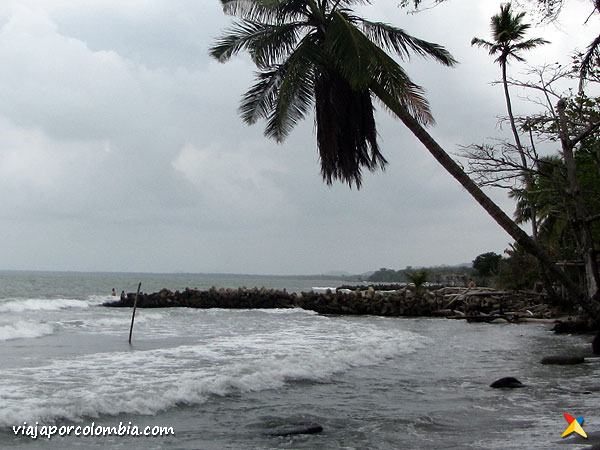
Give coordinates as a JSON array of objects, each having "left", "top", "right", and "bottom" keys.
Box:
[{"left": 0, "top": 270, "right": 598, "bottom": 449}]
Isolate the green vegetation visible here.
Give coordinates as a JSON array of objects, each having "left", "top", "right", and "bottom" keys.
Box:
[
  {"left": 472, "top": 252, "right": 502, "bottom": 285},
  {"left": 368, "top": 268, "right": 407, "bottom": 283},
  {"left": 367, "top": 265, "right": 471, "bottom": 284},
  {"left": 494, "top": 245, "right": 541, "bottom": 291},
  {"left": 404, "top": 269, "right": 430, "bottom": 294}
]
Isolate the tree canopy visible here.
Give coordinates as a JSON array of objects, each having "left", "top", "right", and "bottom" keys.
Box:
[{"left": 473, "top": 252, "right": 502, "bottom": 278}]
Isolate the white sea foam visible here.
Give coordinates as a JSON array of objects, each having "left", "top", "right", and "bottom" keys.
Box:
[
  {"left": 57, "top": 311, "right": 174, "bottom": 337},
  {"left": 256, "top": 307, "right": 318, "bottom": 315},
  {"left": 0, "top": 298, "right": 90, "bottom": 313},
  {"left": 311, "top": 286, "right": 337, "bottom": 293},
  {"left": 82, "top": 312, "right": 167, "bottom": 328},
  {"left": 0, "top": 320, "right": 54, "bottom": 341},
  {"left": 86, "top": 295, "right": 116, "bottom": 306},
  {"left": 0, "top": 317, "right": 427, "bottom": 426}
]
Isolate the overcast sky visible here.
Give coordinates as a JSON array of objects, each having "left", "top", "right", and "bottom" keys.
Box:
[{"left": 0, "top": 0, "right": 596, "bottom": 275}]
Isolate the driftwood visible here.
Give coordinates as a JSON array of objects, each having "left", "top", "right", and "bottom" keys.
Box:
[
  {"left": 443, "top": 287, "right": 501, "bottom": 308},
  {"left": 437, "top": 287, "right": 551, "bottom": 321}
]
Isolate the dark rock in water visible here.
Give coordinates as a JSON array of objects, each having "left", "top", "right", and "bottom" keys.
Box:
[
  {"left": 552, "top": 320, "right": 595, "bottom": 334},
  {"left": 490, "top": 377, "right": 523, "bottom": 389},
  {"left": 582, "top": 444, "right": 600, "bottom": 450},
  {"left": 593, "top": 332, "right": 600, "bottom": 355},
  {"left": 558, "top": 429, "right": 600, "bottom": 448},
  {"left": 266, "top": 423, "right": 323, "bottom": 437},
  {"left": 541, "top": 355, "right": 585, "bottom": 365}
]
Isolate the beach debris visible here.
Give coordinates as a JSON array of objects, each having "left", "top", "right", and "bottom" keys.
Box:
[
  {"left": 128, "top": 282, "right": 142, "bottom": 344},
  {"left": 266, "top": 423, "right": 323, "bottom": 437},
  {"left": 490, "top": 377, "right": 524, "bottom": 389},
  {"left": 541, "top": 355, "right": 585, "bottom": 365},
  {"left": 552, "top": 320, "right": 596, "bottom": 334},
  {"left": 593, "top": 332, "right": 600, "bottom": 355},
  {"left": 491, "top": 318, "right": 510, "bottom": 324}
]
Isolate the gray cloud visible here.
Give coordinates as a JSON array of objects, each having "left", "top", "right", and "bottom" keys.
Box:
[{"left": 0, "top": 0, "right": 596, "bottom": 274}]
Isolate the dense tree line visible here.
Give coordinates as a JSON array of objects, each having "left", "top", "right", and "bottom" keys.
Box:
[{"left": 367, "top": 265, "right": 472, "bottom": 283}]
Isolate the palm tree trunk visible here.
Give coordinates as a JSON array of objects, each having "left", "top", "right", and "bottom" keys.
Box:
[
  {"left": 502, "top": 61, "right": 556, "bottom": 300},
  {"left": 502, "top": 63, "right": 526, "bottom": 165},
  {"left": 501, "top": 62, "right": 539, "bottom": 240},
  {"left": 372, "top": 84, "right": 600, "bottom": 319}
]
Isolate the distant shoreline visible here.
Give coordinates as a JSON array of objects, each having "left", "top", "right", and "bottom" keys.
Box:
[{"left": 0, "top": 268, "right": 363, "bottom": 280}]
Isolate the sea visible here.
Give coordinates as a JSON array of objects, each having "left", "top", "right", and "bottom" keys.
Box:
[{"left": 0, "top": 270, "right": 598, "bottom": 450}]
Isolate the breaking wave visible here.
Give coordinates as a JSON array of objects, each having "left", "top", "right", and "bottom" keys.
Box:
[
  {"left": 0, "top": 320, "right": 54, "bottom": 341},
  {"left": 0, "top": 322, "right": 426, "bottom": 425},
  {"left": 0, "top": 298, "right": 91, "bottom": 313}
]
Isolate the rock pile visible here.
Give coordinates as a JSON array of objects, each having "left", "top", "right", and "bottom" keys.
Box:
[
  {"left": 105, "top": 287, "right": 297, "bottom": 309},
  {"left": 294, "top": 286, "right": 444, "bottom": 316},
  {"left": 103, "top": 285, "right": 552, "bottom": 321}
]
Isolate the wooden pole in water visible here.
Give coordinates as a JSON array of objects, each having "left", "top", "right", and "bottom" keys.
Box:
[{"left": 128, "top": 282, "right": 142, "bottom": 344}]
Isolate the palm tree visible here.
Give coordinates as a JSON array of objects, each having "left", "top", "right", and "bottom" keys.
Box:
[
  {"left": 405, "top": 268, "right": 430, "bottom": 294},
  {"left": 471, "top": 3, "right": 548, "bottom": 239},
  {"left": 210, "top": 0, "right": 600, "bottom": 318},
  {"left": 579, "top": 0, "right": 600, "bottom": 89},
  {"left": 211, "top": 0, "right": 456, "bottom": 188}
]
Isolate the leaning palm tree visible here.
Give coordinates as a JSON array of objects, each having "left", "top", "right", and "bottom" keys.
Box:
[
  {"left": 471, "top": 3, "right": 548, "bottom": 239},
  {"left": 210, "top": 0, "right": 600, "bottom": 318}
]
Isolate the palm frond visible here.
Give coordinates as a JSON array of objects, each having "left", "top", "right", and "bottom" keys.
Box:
[
  {"left": 323, "top": 16, "right": 434, "bottom": 125},
  {"left": 356, "top": 17, "right": 457, "bottom": 66},
  {"left": 239, "top": 67, "right": 285, "bottom": 124},
  {"left": 580, "top": 33, "right": 600, "bottom": 80},
  {"left": 210, "top": 20, "right": 271, "bottom": 62},
  {"left": 375, "top": 76, "right": 433, "bottom": 126},
  {"left": 263, "top": 36, "right": 318, "bottom": 141},
  {"left": 512, "top": 37, "right": 550, "bottom": 52},
  {"left": 248, "top": 21, "right": 307, "bottom": 67},
  {"left": 315, "top": 67, "right": 386, "bottom": 188},
  {"left": 220, "top": 0, "right": 309, "bottom": 22},
  {"left": 367, "top": 44, "right": 434, "bottom": 125},
  {"left": 470, "top": 37, "right": 493, "bottom": 51},
  {"left": 220, "top": 0, "right": 279, "bottom": 19},
  {"left": 210, "top": 19, "right": 308, "bottom": 68},
  {"left": 323, "top": 11, "right": 372, "bottom": 87}
]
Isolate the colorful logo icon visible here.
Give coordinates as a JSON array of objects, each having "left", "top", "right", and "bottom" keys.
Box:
[{"left": 562, "top": 413, "right": 587, "bottom": 439}]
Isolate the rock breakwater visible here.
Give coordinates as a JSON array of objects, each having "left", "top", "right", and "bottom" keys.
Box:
[{"left": 103, "top": 286, "right": 553, "bottom": 321}]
